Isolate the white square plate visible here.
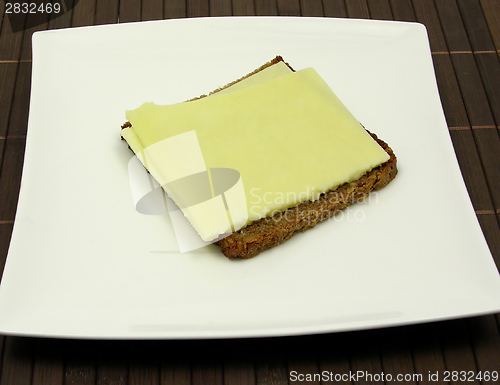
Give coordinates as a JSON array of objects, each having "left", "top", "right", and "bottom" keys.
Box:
[{"left": 1, "top": 17, "right": 500, "bottom": 339}]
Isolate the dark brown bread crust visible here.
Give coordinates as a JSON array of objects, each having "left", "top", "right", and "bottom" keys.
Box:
[
  {"left": 217, "top": 132, "right": 397, "bottom": 259},
  {"left": 187, "top": 56, "right": 295, "bottom": 102}
]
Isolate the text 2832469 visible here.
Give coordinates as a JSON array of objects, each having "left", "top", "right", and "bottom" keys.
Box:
[{"left": 5, "top": 2, "right": 61, "bottom": 14}]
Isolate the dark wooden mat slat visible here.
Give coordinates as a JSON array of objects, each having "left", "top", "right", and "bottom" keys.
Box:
[
  {"left": 322, "top": 0, "right": 348, "bottom": 18},
  {"left": 382, "top": 327, "right": 416, "bottom": 385},
  {"left": 434, "top": 52, "right": 496, "bottom": 214},
  {"left": 431, "top": 54, "right": 469, "bottom": 127},
  {"left": 2, "top": 8, "right": 50, "bottom": 141},
  {"left": 95, "top": 0, "right": 119, "bottom": 25},
  {"left": 412, "top": 0, "right": 448, "bottom": 52},
  {"left": 347, "top": 330, "right": 384, "bottom": 385},
  {"left": 0, "top": 0, "right": 4, "bottom": 32},
  {"left": 378, "top": 327, "right": 418, "bottom": 384},
  {"left": 119, "top": 0, "right": 141, "bottom": 23},
  {"left": 142, "top": 0, "right": 164, "bottom": 20},
  {"left": 0, "top": 139, "right": 4, "bottom": 172},
  {"left": 438, "top": 319, "right": 481, "bottom": 385},
  {"left": 0, "top": 337, "right": 34, "bottom": 385},
  {"left": 471, "top": 129, "right": 500, "bottom": 211},
  {"left": 254, "top": 338, "right": 288, "bottom": 385},
  {"left": 48, "top": 0, "right": 75, "bottom": 29},
  {"left": 63, "top": 340, "right": 97, "bottom": 385},
  {"left": 300, "top": 0, "right": 324, "bottom": 17},
  {"left": 187, "top": 0, "right": 210, "bottom": 17},
  {"left": 232, "top": 0, "right": 256, "bottom": 16},
  {"left": 276, "top": 0, "right": 301, "bottom": 16},
  {"left": 19, "top": 9, "right": 51, "bottom": 61},
  {"left": 318, "top": 333, "right": 352, "bottom": 385},
  {"left": 345, "top": 0, "right": 370, "bottom": 19},
  {"left": 189, "top": 341, "right": 223, "bottom": 385},
  {"left": 457, "top": 0, "right": 496, "bottom": 52},
  {"left": 7, "top": 67, "right": 38, "bottom": 140},
  {"left": 480, "top": 0, "right": 500, "bottom": 54},
  {"left": 95, "top": 341, "right": 128, "bottom": 385},
  {"left": 164, "top": 0, "right": 188, "bottom": 18},
  {"left": 478, "top": 213, "right": 500, "bottom": 269},
  {"left": 408, "top": 323, "right": 448, "bottom": 385},
  {"left": 221, "top": 339, "right": 256, "bottom": 385},
  {"left": 449, "top": 130, "right": 496, "bottom": 211},
  {"left": 161, "top": 356, "right": 191, "bottom": 385},
  {"left": 0, "top": 63, "right": 19, "bottom": 138},
  {"left": 322, "top": 331, "right": 382, "bottom": 385},
  {"left": 210, "top": 0, "right": 232, "bottom": 16},
  {"left": 389, "top": 0, "right": 416, "bottom": 22},
  {"left": 434, "top": 0, "right": 470, "bottom": 52},
  {"left": 0, "top": 16, "right": 73, "bottom": 385},
  {"left": 191, "top": 363, "right": 223, "bottom": 385},
  {"left": 0, "top": 221, "right": 11, "bottom": 383},
  {"left": 128, "top": 342, "right": 161, "bottom": 385},
  {"left": 456, "top": 0, "right": 500, "bottom": 128},
  {"left": 0, "top": 13, "right": 26, "bottom": 139},
  {"left": 0, "top": 14, "right": 26, "bottom": 60},
  {"left": 223, "top": 361, "right": 255, "bottom": 385},
  {"left": 435, "top": 0, "right": 500, "bottom": 214},
  {"left": 0, "top": 335, "right": 3, "bottom": 380},
  {"left": 441, "top": 26, "right": 496, "bottom": 125},
  {"left": 473, "top": 53, "right": 500, "bottom": 127},
  {"left": 367, "top": 0, "right": 393, "bottom": 21},
  {"left": 286, "top": 335, "right": 321, "bottom": 385},
  {"left": 468, "top": 315, "right": 500, "bottom": 374},
  {"left": 32, "top": 338, "right": 64, "bottom": 385},
  {"left": 254, "top": 0, "right": 278, "bottom": 16},
  {"left": 71, "top": 0, "right": 97, "bottom": 27},
  {"left": 0, "top": 138, "right": 26, "bottom": 221},
  {"left": 255, "top": 359, "right": 288, "bottom": 384},
  {"left": 0, "top": 222, "right": 13, "bottom": 283},
  {"left": 160, "top": 340, "right": 193, "bottom": 385}
]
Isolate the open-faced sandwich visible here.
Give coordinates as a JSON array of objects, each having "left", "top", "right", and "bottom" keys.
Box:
[{"left": 121, "top": 56, "right": 397, "bottom": 259}]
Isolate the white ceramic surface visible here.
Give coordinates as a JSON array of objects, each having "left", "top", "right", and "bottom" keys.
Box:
[{"left": 1, "top": 17, "right": 499, "bottom": 339}]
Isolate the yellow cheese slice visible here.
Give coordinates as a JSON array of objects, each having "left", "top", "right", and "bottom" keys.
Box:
[
  {"left": 122, "top": 66, "right": 390, "bottom": 241},
  {"left": 121, "top": 62, "right": 292, "bottom": 161}
]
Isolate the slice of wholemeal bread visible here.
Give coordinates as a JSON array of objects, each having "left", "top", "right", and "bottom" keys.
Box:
[{"left": 122, "top": 56, "right": 397, "bottom": 259}]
